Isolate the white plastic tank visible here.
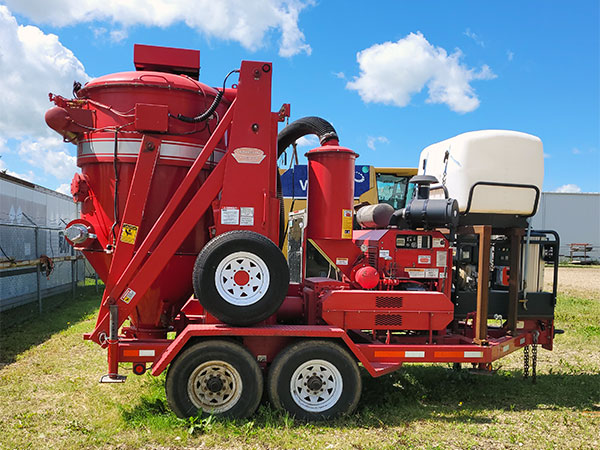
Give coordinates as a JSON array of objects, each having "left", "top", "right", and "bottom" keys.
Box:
[{"left": 418, "top": 130, "right": 543, "bottom": 215}]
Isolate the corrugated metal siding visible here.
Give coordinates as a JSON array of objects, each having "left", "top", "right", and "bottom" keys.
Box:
[
  {"left": 0, "top": 174, "right": 83, "bottom": 311},
  {"left": 531, "top": 192, "right": 600, "bottom": 260}
]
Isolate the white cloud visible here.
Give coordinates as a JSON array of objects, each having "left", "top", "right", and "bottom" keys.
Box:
[
  {"left": 555, "top": 184, "right": 582, "bottom": 193},
  {"left": 109, "top": 29, "right": 128, "bottom": 43},
  {"left": 366, "top": 136, "right": 389, "bottom": 151},
  {"left": 507, "top": 50, "right": 514, "bottom": 61},
  {"left": 55, "top": 183, "right": 71, "bottom": 195},
  {"left": 17, "top": 136, "right": 77, "bottom": 179},
  {"left": 4, "top": 0, "right": 313, "bottom": 57},
  {"left": 333, "top": 71, "right": 346, "bottom": 79},
  {"left": 295, "top": 135, "right": 320, "bottom": 148},
  {"left": 464, "top": 28, "right": 484, "bottom": 47},
  {"left": 92, "top": 26, "right": 107, "bottom": 39},
  {"left": 0, "top": 5, "right": 90, "bottom": 139},
  {"left": 543, "top": 153, "right": 551, "bottom": 159},
  {"left": 347, "top": 32, "right": 496, "bottom": 113},
  {"left": 572, "top": 147, "right": 581, "bottom": 155},
  {"left": 0, "top": 6, "right": 86, "bottom": 185},
  {"left": 0, "top": 158, "right": 36, "bottom": 182}
]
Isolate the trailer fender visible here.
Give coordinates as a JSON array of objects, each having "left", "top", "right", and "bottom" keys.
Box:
[{"left": 150, "top": 324, "right": 399, "bottom": 377}]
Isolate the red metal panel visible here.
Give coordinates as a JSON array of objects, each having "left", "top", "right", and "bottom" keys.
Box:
[
  {"left": 216, "top": 61, "right": 279, "bottom": 244},
  {"left": 94, "top": 136, "right": 161, "bottom": 332},
  {"left": 356, "top": 332, "right": 532, "bottom": 364},
  {"left": 134, "top": 44, "right": 200, "bottom": 78},
  {"left": 151, "top": 324, "right": 348, "bottom": 375},
  {"left": 321, "top": 290, "right": 454, "bottom": 331},
  {"left": 134, "top": 104, "right": 169, "bottom": 132}
]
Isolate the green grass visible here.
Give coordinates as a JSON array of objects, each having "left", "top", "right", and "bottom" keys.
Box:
[{"left": 0, "top": 279, "right": 599, "bottom": 449}]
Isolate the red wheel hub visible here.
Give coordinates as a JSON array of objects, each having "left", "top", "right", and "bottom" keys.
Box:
[{"left": 234, "top": 270, "right": 250, "bottom": 286}]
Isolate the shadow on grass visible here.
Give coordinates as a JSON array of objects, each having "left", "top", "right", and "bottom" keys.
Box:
[
  {"left": 355, "top": 365, "right": 600, "bottom": 426},
  {"left": 0, "top": 285, "right": 101, "bottom": 365},
  {"left": 120, "top": 364, "right": 600, "bottom": 433}
]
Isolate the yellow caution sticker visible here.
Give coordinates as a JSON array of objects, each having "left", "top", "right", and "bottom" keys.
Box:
[
  {"left": 120, "top": 223, "right": 138, "bottom": 245},
  {"left": 341, "top": 209, "right": 353, "bottom": 239},
  {"left": 120, "top": 288, "right": 136, "bottom": 304}
]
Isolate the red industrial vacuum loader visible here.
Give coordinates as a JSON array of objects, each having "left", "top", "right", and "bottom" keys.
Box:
[{"left": 46, "top": 44, "right": 559, "bottom": 420}]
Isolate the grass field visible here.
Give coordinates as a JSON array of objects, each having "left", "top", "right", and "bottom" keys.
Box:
[{"left": 0, "top": 269, "right": 599, "bottom": 450}]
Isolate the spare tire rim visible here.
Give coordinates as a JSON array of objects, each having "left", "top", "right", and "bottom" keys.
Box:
[
  {"left": 188, "top": 360, "right": 243, "bottom": 413},
  {"left": 290, "top": 359, "right": 343, "bottom": 413},
  {"left": 215, "top": 251, "right": 270, "bottom": 306}
]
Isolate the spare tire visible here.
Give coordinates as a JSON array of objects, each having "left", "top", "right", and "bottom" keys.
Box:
[{"left": 193, "top": 230, "right": 289, "bottom": 325}]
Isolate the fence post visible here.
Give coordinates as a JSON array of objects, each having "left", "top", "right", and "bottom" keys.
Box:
[
  {"left": 35, "top": 226, "right": 42, "bottom": 314},
  {"left": 23, "top": 213, "right": 42, "bottom": 315},
  {"left": 71, "top": 250, "right": 76, "bottom": 301}
]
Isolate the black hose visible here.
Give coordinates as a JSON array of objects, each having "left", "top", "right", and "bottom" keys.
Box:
[
  {"left": 276, "top": 116, "right": 339, "bottom": 248},
  {"left": 277, "top": 116, "right": 339, "bottom": 157},
  {"left": 174, "top": 69, "right": 239, "bottom": 123}
]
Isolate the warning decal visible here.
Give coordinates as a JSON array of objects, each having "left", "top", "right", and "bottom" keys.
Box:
[
  {"left": 221, "top": 207, "right": 240, "bottom": 225},
  {"left": 341, "top": 209, "right": 353, "bottom": 239},
  {"left": 240, "top": 207, "right": 254, "bottom": 226},
  {"left": 120, "top": 288, "right": 136, "bottom": 304},
  {"left": 406, "top": 268, "right": 439, "bottom": 279},
  {"left": 120, "top": 224, "right": 138, "bottom": 245}
]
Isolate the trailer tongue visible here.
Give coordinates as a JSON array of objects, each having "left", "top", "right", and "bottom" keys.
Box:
[{"left": 46, "top": 44, "right": 559, "bottom": 420}]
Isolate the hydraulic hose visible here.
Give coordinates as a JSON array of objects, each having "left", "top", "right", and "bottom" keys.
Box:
[
  {"left": 174, "top": 69, "right": 239, "bottom": 123},
  {"left": 277, "top": 116, "right": 339, "bottom": 157}
]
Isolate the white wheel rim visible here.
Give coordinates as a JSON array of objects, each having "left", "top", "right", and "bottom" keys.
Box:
[
  {"left": 187, "top": 360, "right": 243, "bottom": 414},
  {"left": 215, "top": 251, "right": 270, "bottom": 306},
  {"left": 290, "top": 359, "right": 343, "bottom": 413}
]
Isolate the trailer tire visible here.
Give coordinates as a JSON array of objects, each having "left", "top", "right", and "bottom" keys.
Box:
[
  {"left": 193, "top": 230, "right": 289, "bottom": 325},
  {"left": 267, "top": 340, "right": 361, "bottom": 421},
  {"left": 165, "top": 340, "right": 262, "bottom": 419}
]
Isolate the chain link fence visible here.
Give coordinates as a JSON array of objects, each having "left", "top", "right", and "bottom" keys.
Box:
[{"left": 0, "top": 220, "right": 86, "bottom": 314}]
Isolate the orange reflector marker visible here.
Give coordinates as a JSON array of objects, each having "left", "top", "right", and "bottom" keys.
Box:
[
  {"left": 374, "top": 351, "right": 405, "bottom": 358},
  {"left": 434, "top": 351, "right": 463, "bottom": 358}
]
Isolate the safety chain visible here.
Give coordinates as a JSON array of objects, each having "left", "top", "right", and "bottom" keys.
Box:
[
  {"left": 523, "top": 345, "right": 529, "bottom": 379},
  {"left": 523, "top": 331, "right": 539, "bottom": 383},
  {"left": 531, "top": 343, "right": 538, "bottom": 384},
  {"left": 531, "top": 330, "right": 539, "bottom": 384}
]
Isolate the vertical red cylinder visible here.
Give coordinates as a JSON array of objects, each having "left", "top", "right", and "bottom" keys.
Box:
[{"left": 306, "top": 146, "right": 358, "bottom": 241}]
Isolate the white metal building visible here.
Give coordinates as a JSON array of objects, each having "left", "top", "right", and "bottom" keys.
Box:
[
  {"left": 0, "top": 172, "right": 82, "bottom": 311},
  {"left": 531, "top": 192, "right": 600, "bottom": 262}
]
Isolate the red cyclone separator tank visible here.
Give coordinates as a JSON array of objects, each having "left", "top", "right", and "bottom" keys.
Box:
[
  {"left": 70, "top": 70, "right": 231, "bottom": 337},
  {"left": 306, "top": 145, "right": 358, "bottom": 241}
]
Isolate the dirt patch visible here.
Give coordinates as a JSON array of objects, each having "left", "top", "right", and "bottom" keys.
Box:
[{"left": 545, "top": 266, "right": 600, "bottom": 298}]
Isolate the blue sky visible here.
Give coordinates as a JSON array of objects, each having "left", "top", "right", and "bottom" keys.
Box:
[{"left": 0, "top": 0, "right": 598, "bottom": 194}]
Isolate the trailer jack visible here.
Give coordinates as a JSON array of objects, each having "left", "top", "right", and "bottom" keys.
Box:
[{"left": 100, "top": 303, "right": 127, "bottom": 383}]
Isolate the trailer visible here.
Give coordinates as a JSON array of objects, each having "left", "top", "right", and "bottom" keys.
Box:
[{"left": 45, "top": 44, "right": 559, "bottom": 420}]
